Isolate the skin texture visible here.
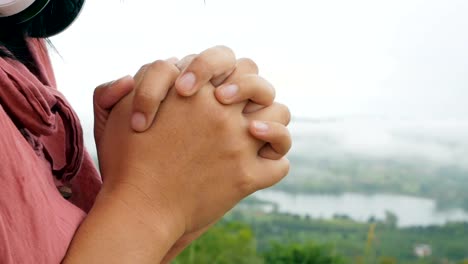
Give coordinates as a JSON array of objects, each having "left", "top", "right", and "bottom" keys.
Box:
[
  {"left": 128, "top": 46, "right": 278, "bottom": 133},
  {"left": 65, "top": 47, "right": 291, "bottom": 263},
  {"left": 99, "top": 74, "right": 290, "bottom": 234},
  {"left": 94, "top": 47, "right": 289, "bottom": 161}
]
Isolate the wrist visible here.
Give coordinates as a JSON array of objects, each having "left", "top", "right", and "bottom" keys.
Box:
[
  {"left": 64, "top": 182, "right": 184, "bottom": 264},
  {"left": 100, "top": 182, "right": 186, "bottom": 243}
]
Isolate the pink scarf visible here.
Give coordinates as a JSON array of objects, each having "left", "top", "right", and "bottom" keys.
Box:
[
  {"left": 0, "top": 38, "right": 84, "bottom": 182},
  {"left": 0, "top": 38, "right": 101, "bottom": 263}
]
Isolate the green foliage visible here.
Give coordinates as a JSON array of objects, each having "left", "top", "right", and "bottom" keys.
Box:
[
  {"left": 173, "top": 221, "right": 262, "bottom": 264},
  {"left": 173, "top": 219, "right": 346, "bottom": 264},
  {"left": 263, "top": 241, "right": 344, "bottom": 264},
  {"left": 172, "top": 210, "right": 468, "bottom": 264},
  {"left": 379, "top": 257, "right": 397, "bottom": 264}
]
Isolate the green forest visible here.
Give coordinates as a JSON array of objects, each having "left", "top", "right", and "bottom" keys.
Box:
[{"left": 173, "top": 207, "right": 468, "bottom": 264}]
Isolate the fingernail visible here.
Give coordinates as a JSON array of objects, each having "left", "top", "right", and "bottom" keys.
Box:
[
  {"left": 131, "top": 112, "right": 147, "bottom": 132},
  {"left": 253, "top": 121, "right": 269, "bottom": 133},
  {"left": 219, "top": 84, "right": 238, "bottom": 100},
  {"left": 177, "top": 72, "right": 196, "bottom": 93}
]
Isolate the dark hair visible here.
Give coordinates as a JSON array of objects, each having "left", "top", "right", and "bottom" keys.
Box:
[{"left": 0, "top": 0, "right": 84, "bottom": 62}]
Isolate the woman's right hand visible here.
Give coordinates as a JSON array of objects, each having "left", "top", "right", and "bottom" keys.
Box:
[{"left": 98, "top": 60, "right": 290, "bottom": 236}]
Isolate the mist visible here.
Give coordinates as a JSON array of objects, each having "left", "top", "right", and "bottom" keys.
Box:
[{"left": 289, "top": 117, "right": 468, "bottom": 172}]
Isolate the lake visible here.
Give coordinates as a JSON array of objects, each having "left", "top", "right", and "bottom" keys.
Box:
[{"left": 253, "top": 190, "right": 468, "bottom": 227}]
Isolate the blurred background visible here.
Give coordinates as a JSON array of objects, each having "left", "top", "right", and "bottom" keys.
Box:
[{"left": 51, "top": 0, "right": 468, "bottom": 263}]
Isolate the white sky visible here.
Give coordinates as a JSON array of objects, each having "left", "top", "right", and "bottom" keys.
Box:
[{"left": 50, "top": 0, "right": 468, "bottom": 125}]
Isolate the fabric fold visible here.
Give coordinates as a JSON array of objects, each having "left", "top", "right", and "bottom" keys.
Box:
[{"left": 0, "top": 38, "right": 84, "bottom": 182}]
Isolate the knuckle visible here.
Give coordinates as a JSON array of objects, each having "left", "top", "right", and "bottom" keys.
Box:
[
  {"left": 148, "top": 60, "right": 168, "bottom": 70},
  {"left": 148, "top": 60, "right": 179, "bottom": 77},
  {"left": 212, "top": 107, "right": 231, "bottom": 128},
  {"left": 243, "top": 75, "right": 275, "bottom": 103},
  {"left": 283, "top": 131, "right": 293, "bottom": 153},
  {"left": 236, "top": 168, "right": 256, "bottom": 194},
  {"left": 203, "top": 102, "right": 230, "bottom": 130},
  {"left": 93, "top": 86, "right": 103, "bottom": 99},
  {"left": 274, "top": 102, "right": 291, "bottom": 125},
  {"left": 191, "top": 55, "right": 207, "bottom": 66},
  {"left": 238, "top": 58, "right": 259, "bottom": 73},
  {"left": 176, "top": 54, "right": 197, "bottom": 71},
  {"left": 281, "top": 159, "right": 291, "bottom": 177},
  {"left": 134, "top": 64, "right": 149, "bottom": 82},
  {"left": 268, "top": 83, "right": 277, "bottom": 100},
  {"left": 137, "top": 63, "right": 150, "bottom": 73},
  {"left": 190, "top": 55, "right": 211, "bottom": 72},
  {"left": 257, "top": 76, "right": 276, "bottom": 96},
  {"left": 286, "top": 133, "right": 293, "bottom": 151},
  {"left": 237, "top": 179, "right": 256, "bottom": 195},
  {"left": 261, "top": 80, "right": 276, "bottom": 103},
  {"left": 214, "top": 45, "right": 235, "bottom": 57},
  {"left": 277, "top": 126, "right": 292, "bottom": 147},
  {"left": 135, "top": 89, "right": 161, "bottom": 109},
  {"left": 150, "top": 59, "right": 169, "bottom": 68}
]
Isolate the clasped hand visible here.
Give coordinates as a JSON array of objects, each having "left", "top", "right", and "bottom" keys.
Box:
[{"left": 93, "top": 46, "right": 291, "bottom": 262}]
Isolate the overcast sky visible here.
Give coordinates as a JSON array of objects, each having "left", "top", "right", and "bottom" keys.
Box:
[{"left": 50, "top": 0, "right": 468, "bottom": 125}]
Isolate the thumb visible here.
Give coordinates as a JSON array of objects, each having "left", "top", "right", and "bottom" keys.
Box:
[{"left": 93, "top": 75, "right": 134, "bottom": 146}]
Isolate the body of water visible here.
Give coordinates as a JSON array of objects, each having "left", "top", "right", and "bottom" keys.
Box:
[{"left": 254, "top": 190, "right": 468, "bottom": 227}]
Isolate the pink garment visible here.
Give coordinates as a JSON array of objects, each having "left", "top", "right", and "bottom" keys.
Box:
[{"left": 0, "top": 39, "right": 102, "bottom": 263}]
